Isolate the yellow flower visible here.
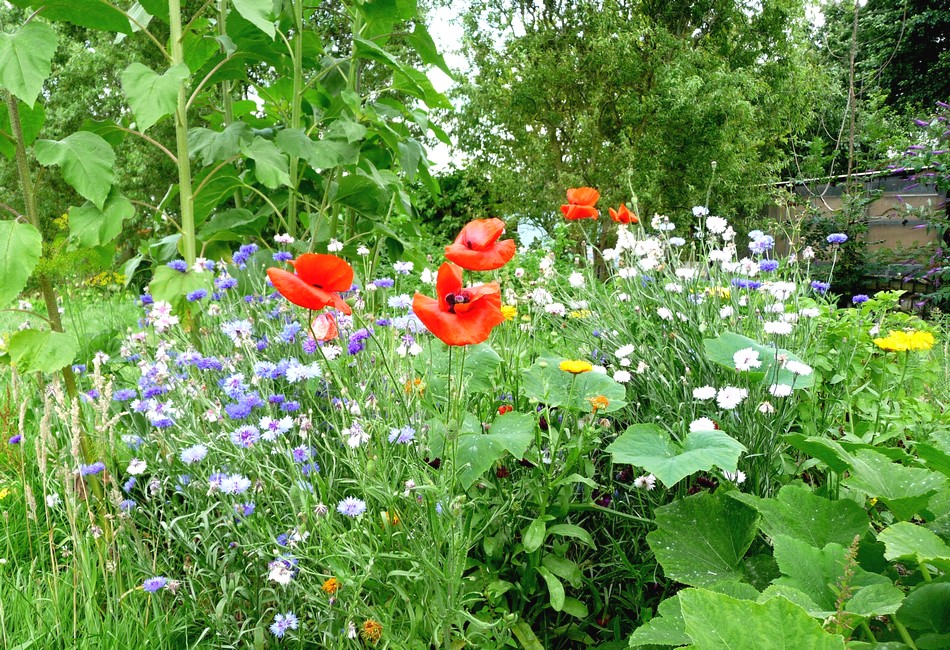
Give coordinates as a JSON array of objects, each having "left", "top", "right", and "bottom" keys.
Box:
[
  {"left": 361, "top": 619, "right": 383, "bottom": 644},
  {"left": 560, "top": 360, "right": 593, "bottom": 374},
  {"left": 568, "top": 309, "right": 592, "bottom": 319},
  {"left": 589, "top": 395, "right": 609, "bottom": 413},
  {"left": 321, "top": 577, "right": 341, "bottom": 595},
  {"left": 501, "top": 305, "right": 518, "bottom": 321},
  {"left": 873, "top": 330, "right": 935, "bottom": 352},
  {"left": 706, "top": 286, "right": 731, "bottom": 299},
  {"left": 0, "top": 487, "right": 10, "bottom": 501}
]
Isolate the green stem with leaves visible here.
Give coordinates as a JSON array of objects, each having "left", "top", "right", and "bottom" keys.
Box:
[{"left": 168, "top": 0, "right": 197, "bottom": 265}]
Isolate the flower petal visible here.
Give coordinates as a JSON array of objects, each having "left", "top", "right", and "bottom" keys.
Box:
[
  {"left": 435, "top": 262, "right": 463, "bottom": 312},
  {"left": 566, "top": 187, "right": 600, "bottom": 206},
  {"left": 310, "top": 313, "right": 338, "bottom": 341},
  {"left": 267, "top": 268, "right": 331, "bottom": 310},
  {"left": 454, "top": 218, "right": 505, "bottom": 250},
  {"left": 292, "top": 254, "right": 354, "bottom": 292},
  {"left": 561, "top": 204, "right": 599, "bottom": 220},
  {"left": 445, "top": 239, "right": 516, "bottom": 271},
  {"left": 412, "top": 291, "right": 504, "bottom": 346}
]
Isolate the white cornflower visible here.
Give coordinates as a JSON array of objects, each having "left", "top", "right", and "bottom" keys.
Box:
[
  {"left": 784, "top": 360, "right": 812, "bottom": 376},
  {"left": 46, "top": 493, "right": 61, "bottom": 507},
  {"left": 692, "top": 386, "right": 717, "bottom": 400},
  {"left": 769, "top": 384, "right": 792, "bottom": 397},
  {"left": 613, "top": 370, "right": 631, "bottom": 383},
  {"left": 568, "top": 272, "right": 585, "bottom": 288},
  {"left": 656, "top": 308, "right": 673, "bottom": 321},
  {"left": 615, "top": 344, "right": 635, "bottom": 358},
  {"left": 723, "top": 470, "right": 746, "bottom": 485},
  {"left": 733, "top": 348, "right": 762, "bottom": 371},
  {"left": 692, "top": 206, "right": 710, "bottom": 217},
  {"left": 763, "top": 321, "right": 793, "bottom": 336},
  {"left": 274, "top": 233, "right": 295, "bottom": 244},
  {"left": 544, "top": 302, "right": 566, "bottom": 317},
  {"left": 356, "top": 245, "right": 370, "bottom": 256},
  {"left": 689, "top": 417, "right": 717, "bottom": 432},
  {"left": 664, "top": 283, "right": 683, "bottom": 294},
  {"left": 706, "top": 216, "right": 728, "bottom": 234},
  {"left": 126, "top": 459, "right": 147, "bottom": 476},
  {"left": 419, "top": 267, "right": 436, "bottom": 284},
  {"left": 634, "top": 474, "right": 657, "bottom": 490},
  {"left": 719, "top": 306, "right": 734, "bottom": 319},
  {"left": 636, "top": 361, "right": 649, "bottom": 374},
  {"left": 800, "top": 307, "right": 821, "bottom": 318},
  {"left": 758, "top": 401, "right": 776, "bottom": 414},
  {"left": 716, "top": 386, "right": 748, "bottom": 410},
  {"left": 327, "top": 239, "right": 343, "bottom": 252}
]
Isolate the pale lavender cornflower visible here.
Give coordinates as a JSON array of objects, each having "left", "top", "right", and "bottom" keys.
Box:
[
  {"left": 180, "top": 444, "right": 208, "bottom": 464},
  {"left": 270, "top": 612, "right": 299, "bottom": 638},
  {"left": 231, "top": 425, "right": 261, "bottom": 448},
  {"left": 142, "top": 576, "right": 167, "bottom": 593},
  {"left": 336, "top": 496, "right": 367, "bottom": 517},
  {"left": 388, "top": 426, "right": 416, "bottom": 444},
  {"left": 393, "top": 260, "right": 414, "bottom": 274},
  {"left": 826, "top": 233, "right": 848, "bottom": 245},
  {"left": 219, "top": 473, "right": 251, "bottom": 495}
]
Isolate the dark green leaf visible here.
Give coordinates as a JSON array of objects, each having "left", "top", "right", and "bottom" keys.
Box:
[
  {"left": 189, "top": 122, "right": 254, "bottom": 165},
  {"left": 537, "top": 566, "right": 565, "bottom": 612},
  {"left": 897, "top": 583, "right": 950, "bottom": 634},
  {"left": 0, "top": 101, "right": 44, "bottom": 160},
  {"left": 241, "top": 137, "right": 290, "bottom": 188},
  {"left": 842, "top": 450, "right": 946, "bottom": 521}
]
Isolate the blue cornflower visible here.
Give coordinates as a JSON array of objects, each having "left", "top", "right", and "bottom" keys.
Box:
[
  {"left": 732, "top": 278, "right": 762, "bottom": 290},
  {"left": 72, "top": 364, "right": 87, "bottom": 374},
  {"left": 388, "top": 426, "right": 416, "bottom": 444},
  {"left": 231, "top": 425, "right": 260, "bottom": 448},
  {"left": 302, "top": 337, "right": 318, "bottom": 354},
  {"left": 142, "top": 576, "right": 167, "bottom": 593},
  {"left": 195, "top": 356, "right": 223, "bottom": 371},
  {"left": 123, "top": 477, "right": 136, "bottom": 492},
  {"left": 180, "top": 444, "right": 208, "bottom": 464},
  {"left": 826, "top": 233, "right": 848, "bottom": 245},
  {"left": 336, "top": 496, "right": 367, "bottom": 517},
  {"left": 119, "top": 499, "right": 136, "bottom": 511},
  {"left": 372, "top": 277, "right": 395, "bottom": 289},
  {"left": 225, "top": 402, "right": 253, "bottom": 420},
  {"left": 811, "top": 281, "right": 830, "bottom": 294},
  {"left": 273, "top": 251, "right": 293, "bottom": 262},
  {"left": 8, "top": 434, "right": 22, "bottom": 445},
  {"left": 281, "top": 400, "right": 300, "bottom": 413},
  {"left": 852, "top": 294, "right": 870, "bottom": 304},
  {"left": 113, "top": 388, "right": 137, "bottom": 402},
  {"left": 215, "top": 275, "right": 238, "bottom": 290},
  {"left": 140, "top": 293, "right": 154, "bottom": 306},
  {"left": 268, "top": 394, "right": 285, "bottom": 405},
  {"left": 232, "top": 243, "right": 258, "bottom": 267},
  {"left": 80, "top": 462, "right": 106, "bottom": 476},
  {"left": 167, "top": 259, "right": 188, "bottom": 273},
  {"left": 186, "top": 289, "right": 208, "bottom": 302},
  {"left": 234, "top": 502, "right": 256, "bottom": 518},
  {"left": 291, "top": 446, "right": 310, "bottom": 463},
  {"left": 280, "top": 323, "right": 301, "bottom": 343},
  {"left": 301, "top": 462, "right": 319, "bottom": 476},
  {"left": 269, "top": 612, "right": 299, "bottom": 638},
  {"left": 758, "top": 259, "right": 779, "bottom": 272},
  {"left": 749, "top": 235, "right": 775, "bottom": 254}
]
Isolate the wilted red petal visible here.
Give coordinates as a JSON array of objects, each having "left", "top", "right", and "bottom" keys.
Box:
[
  {"left": 292, "top": 254, "right": 354, "bottom": 292},
  {"left": 267, "top": 268, "right": 331, "bottom": 310},
  {"left": 566, "top": 187, "right": 600, "bottom": 206},
  {"left": 560, "top": 204, "right": 599, "bottom": 220},
  {"left": 310, "top": 313, "right": 338, "bottom": 341}
]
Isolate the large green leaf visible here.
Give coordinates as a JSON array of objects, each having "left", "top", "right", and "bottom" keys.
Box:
[
  {"left": 34, "top": 132, "right": 114, "bottom": 209},
  {"left": 647, "top": 490, "right": 759, "bottom": 587},
  {"left": 0, "top": 100, "right": 44, "bottom": 160},
  {"left": 241, "top": 137, "right": 290, "bottom": 189},
  {"left": 679, "top": 589, "right": 846, "bottom": 650},
  {"left": 20, "top": 1, "right": 132, "bottom": 33},
  {"left": 193, "top": 165, "right": 243, "bottom": 224},
  {"left": 274, "top": 128, "right": 360, "bottom": 170},
  {"left": 629, "top": 593, "right": 691, "bottom": 647},
  {"left": 0, "top": 22, "right": 58, "bottom": 107},
  {"left": 232, "top": 0, "right": 276, "bottom": 38},
  {"left": 415, "top": 342, "right": 503, "bottom": 397},
  {"left": 148, "top": 266, "right": 213, "bottom": 312},
  {"left": 138, "top": 0, "right": 169, "bottom": 20},
  {"left": 607, "top": 423, "right": 745, "bottom": 487},
  {"left": 0, "top": 220, "right": 42, "bottom": 307},
  {"left": 120, "top": 63, "right": 189, "bottom": 132},
  {"left": 8, "top": 329, "right": 77, "bottom": 374},
  {"left": 189, "top": 122, "right": 254, "bottom": 165},
  {"left": 785, "top": 434, "right": 852, "bottom": 474},
  {"left": 522, "top": 355, "right": 627, "bottom": 413},
  {"left": 842, "top": 449, "right": 946, "bottom": 521},
  {"left": 454, "top": 411, "right": 535, "bottom": 488},
  {"left": 772, "top": 535, "right": 892, "bottom": 614},
  {"left": 198, "top": 208, "right": 267, "bottom": 243},
  {"left": 897, "top": 583, "right": 950, "bottom": 636},
  {"left": 732, "top": 485, "right": 868, "bottom": 548},
  {"left": 68, "top": 192, "right": 134, "bottom": 248},
  {"left": 878, "top": 522, "right": 950, "bottom": 573}
]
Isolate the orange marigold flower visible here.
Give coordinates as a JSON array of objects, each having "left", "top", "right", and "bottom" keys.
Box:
[
  {"left": 321, "top": 577, "right": 341, "bottom": 595},
  {"left": 267, "top": 253, "right": 353, "bottom": 315},
  {"left": 560, "top": 187, "right": 600, "bottom": 220},
  {"left": 361, "top": 619, "right": 383, "bottom": 644},
  {"left": 608, "top": 203, "right": 638, "bottom": 224},
  {"left": 445, "top": 218, "right": 516, "bottom": 271},
  {"left": 412, "top": 262, "right": 505, "bottom": 346}
]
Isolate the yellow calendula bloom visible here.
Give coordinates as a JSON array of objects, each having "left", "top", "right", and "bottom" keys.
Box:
[
  {"left": 321, "top": 577, "right": 341, "bottom": 595},
  {"left": 501, "top": 305, "right": 518, "bottom": 321},
  {"left": 560, "top": 360, "right": 593, "bottom": 374},
  {"left": 589, "top": 395, "right": 610, "bottom": 413},
  {"left": 361, "top": 619, "right": 383, "bottom": 644},
  {"left": 706, "top": 286, "right": 731, "bottom": 299},
  {"left": 873, "top": 330, "right": 935, "bottom": 352},
  {"left": 0, "top": 487, "right": 10, "bottom": 501},
  {"left": 569, "top": 309, "right": 592, "bottom": 319}
]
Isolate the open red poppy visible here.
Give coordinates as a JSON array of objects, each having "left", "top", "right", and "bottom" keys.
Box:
[
  {"left": 609, "top": 204, "right": 638, "bottom": 224},
  {"left": 412, "top": 262, "right": 505, "bottom": 346},
  {"left": 560, "top": 187, "right": 600, "bottom": 220},
  {"left": 267, "top": 253, "right": 353, "bottom": 315},
  {"left": 445, "top": 218, "right": 516, "bottom": 271}
]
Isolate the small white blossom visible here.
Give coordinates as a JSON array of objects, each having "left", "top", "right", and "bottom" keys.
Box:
[
  {"left": 716, "top": 386, "right": 748, "bottom": 410},
  {"left": 634, "top": 474, "right": 656, "bottom": 490},
  {"left": 693, "top": 386, "right": 717, "bottom": 400},
  {"left": 327, "top": 239, "right": 343, "bottom": 252}
]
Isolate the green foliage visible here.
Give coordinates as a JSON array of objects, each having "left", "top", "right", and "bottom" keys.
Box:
[
  {"left": 34, "top": 131, "right": 115, "bottom": 209},
  {"left": 67, "top": 191, "right": 135, "bottom": 248},
  {"left": 0, "top": 21, "right": 58, "bottom": 107},
  {"left": 7, "top": 329, "right": 77, "bottom": 373},
  {"left": 119, "top": 62, "right": 189, "bottom": 132},
  {"left": 0, "top": 220, "right": 41, "bottom": 306}
]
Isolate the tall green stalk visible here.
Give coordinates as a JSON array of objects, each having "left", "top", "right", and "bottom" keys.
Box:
[
  {"left": 287, "top": 0, "right": 305, "bottom": 239},
  {"left": 169, "top": 0, "right": 197, "bottom": 265}
]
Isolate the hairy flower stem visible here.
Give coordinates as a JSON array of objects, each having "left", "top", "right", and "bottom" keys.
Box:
[{"left": 169, "top": 0, "right": 197, "bottom": 265}]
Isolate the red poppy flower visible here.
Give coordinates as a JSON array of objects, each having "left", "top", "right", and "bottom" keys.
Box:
[
  {"left": 445, "top": 218, "right": 516, "bottom": 271},
  {"left": 412, "top": 262, "right": 505, "bottom": 346},
  {"left": 608, "top": 204, "right": 638, "bottom": 224},
  {"left": 560, "top": 187, "right": 600, "bottom": 220},
  {"left": 267, "top": 253, "right": 353, "bottom": 315}
]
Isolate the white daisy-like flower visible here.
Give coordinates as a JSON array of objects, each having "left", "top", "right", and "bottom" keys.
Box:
[
  {"left": 634, "top": 474, "right": 657, "bottom": 490},
  {"left": 784, "top": 360, "right": 812, "bottom": 376},
  {"left": 719, "top": 306, "right": 735, "bottom": 319},
  {"left": 763, "top": 321, "right": 793, "bottom": 336},
  {"left": 613, "top": 370, "right": 632, "bottom": 383},
  {"left": 615, "top": 344, "right": 635, "bottom": 358},
  {"left": 716, "top": 386, "right": 748, "bottom": 410},
  {"left": 706, "top": 216, "right": 728, "bottom": 234},
  {"left": 693, "top": 386, "right": 717, "bottom": 400},
  {"left": 656, "top": 307, "right": 673, "bottom": 321},
  {"left": 126, "top": 459, "right": 147, "bottom": 475},
  {"left": 723, "top": 469, "right": 746, "bottom": 485},
  {"left": 327, "top": 238, "right": 343, "bottom": 252},
  {"left": 664, "top": 283, "right": 683, "bottom": 294},
  {"left": 689, "top": 417, "right": 717, "bottom": 432},
  {"left": 758, "top": 401, "right": 776, "bottom": 414},
  {"left": 733, "top": 348, "right": 762, "bottom": 371},
  {"left": 568, "top": 272, "right": 585, "bottom": 288},
  {"left": 769, "top": 384, "right": 793, "bottom": 397},
  {"left": 800, "top": 307, "right": 821, "bottom": 318}
]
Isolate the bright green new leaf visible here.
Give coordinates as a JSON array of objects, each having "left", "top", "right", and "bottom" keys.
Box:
[
  {"left": 120, "top": 63, "right": 188, "bottom": 132},
  {"left": 149, "top": 266, "right": 213, "bottom": 312},
  {"left": 629, "top": 593, "right": 691, "bottom": 647},
  {"left": 241, "top": 137, "right": 290, "bottom": 189},
  {"left": 842, "top": 449, "right": 947, "bottom": 521},
  {"left": 537, "top": 566, "right": 565, "bottom": 612},
  {"left": 679, "top": 589, "right": 846, "bottom": 650},
  {"left": 0, "top": 220, "right": 42, "bottom": 307},
  {"left": 326, "top": 118, "right": 368, "bottom": 143},
  {"left": 0, "top": 22, "right": 58, "bottom": 107},
  {"left": 232, "top": 0, "right": 276, "bottom": 38},
  {"left": 68, "top": 192, "right": 135, "bottom": 248},
  {"left": 541, "top": 554, "right": 583, "bottom": 589},
  {"left": 844, "top": 582, "right": 906, "bottom": 618},
  {"left": 606, "top": 423, "right": 745, "bottom": 487},
  {"left": 647, "top": 490, "right": 759, "bottom": 587},
  {"left": 546, "top": 524, "right": 595, "bottom": 549},
  {"left": 785, "top": 435, "right": 853, "bottom": 474},
  {"left": 878, "top": 522, "right": 950, "bottom": 572},
  {"left": 8, "top": 329, "right": 77, "bottom": 374},
  {"left": 522, "top": 518, "right": 546, "bottom": 553},
  {"left": 560, "top": 597, "right": 588, "bottom": 620},
  {"left": 732, "top": 485, "right": 868, "bottom": 548},
  {"left": 34, "top": 132, "right": 114, "bottom": 209}
]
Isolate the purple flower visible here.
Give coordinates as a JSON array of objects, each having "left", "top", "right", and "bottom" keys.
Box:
[
  {"left": 123, "top": 477, "right": 136, "bottom": 492},
  {"left": 186, "top": 289, "right": 208, "bottom": 302},
  {"left": 302, "top": 337, "right": 318, "bottom": 354},
  {"left": 270, "top": 612, "right": 299, "bottom": 638},
  {"left": 167, "top": 260, "right": 188, "bottom": 273},
  {"left": 119, "top": 499, "right": 137, "bottom": 511},
  {"left": 811, "top": 281, "right": 830, "bottom": 294},
  {"left": 826, "top": 233, "right": 848, "bottom": 245},
  {"left": 852, "top": 294, "right": 870, "bottom": 304},
  {"left": 231, "top": 425, "right": 260, "bottom": 448},
  {"left": 8, "top": 434, "right": 22, "bottom": 445},
  {"left": 232, "top": 243, "right": 258, "bottom": 267},
  {"left": 388, "top": 426, "right": 416, "bottom": 444},
  {"left": 113, "top": 389, "right": 137, "bottom": 402},
  {"left": 215, "top": 275, "right": 238, "bottom": 290},
  {"left": 234, "top": 502, "right": 256, "bottom": 518},
  {"left": 180, "top": 444, "right": 208, "bottom": 464},
  {"left": 142, "top": 576, "right": 167, "bottom": 593},
  {"left": 758, "top": 259, "right": 779, "bottom": 272},
  {"left": 372, "top": 277, "right": 395, "bottom": 289},
  {"left": 80, "top": 462, "right": 106, "bottom": 476},
  {"left": 273, "top": 251, "right": 293, "bottom": 262},
  {"left": 140, "top": 293, "right": 154, "bottom": 306}
]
